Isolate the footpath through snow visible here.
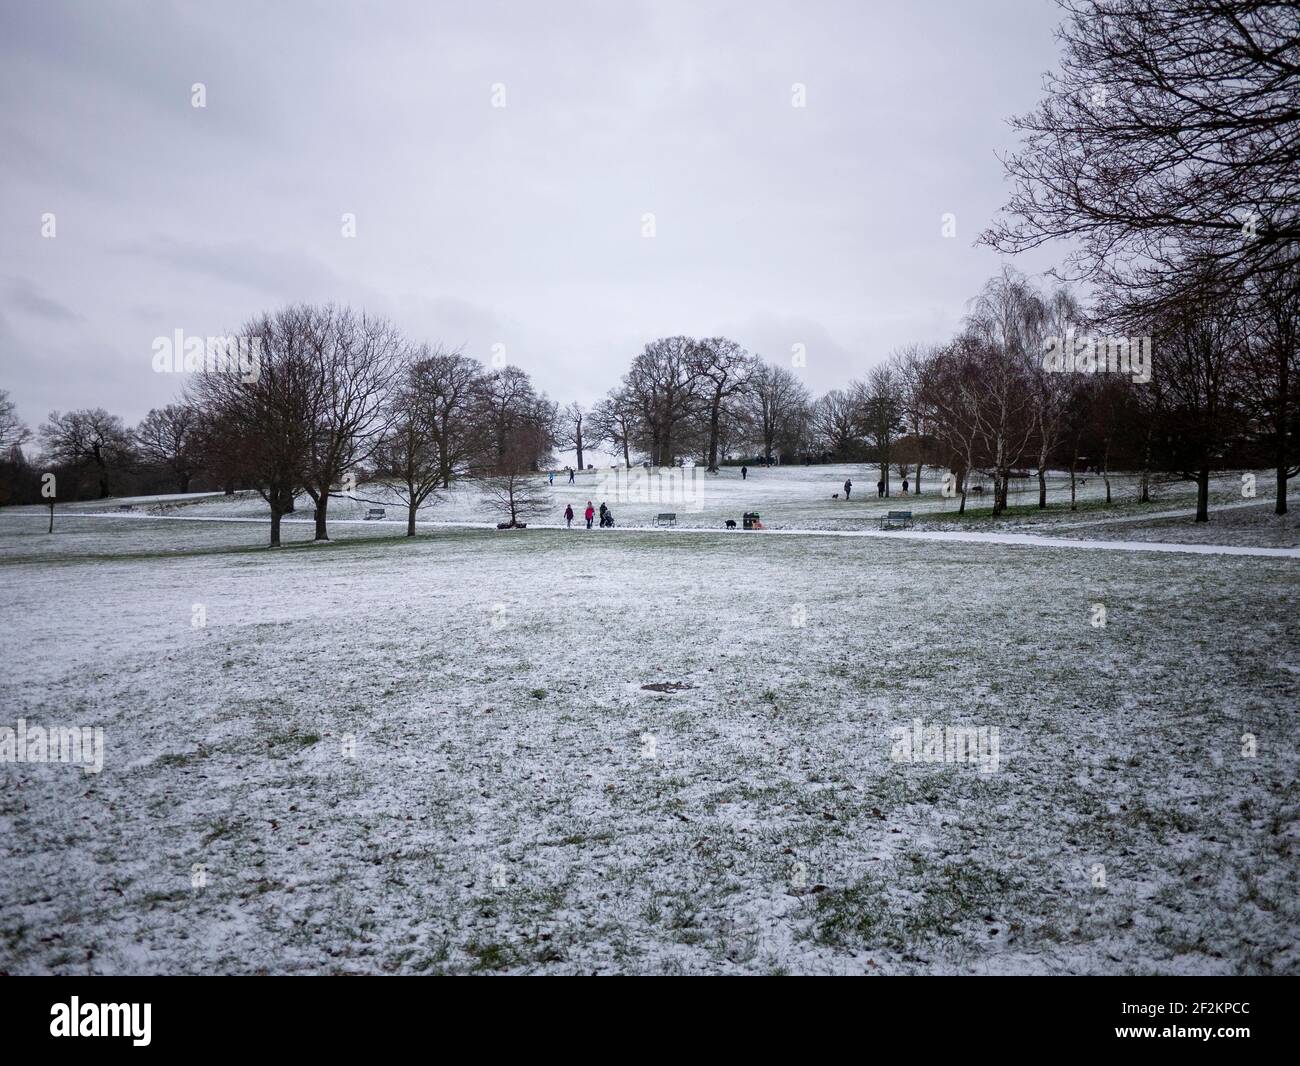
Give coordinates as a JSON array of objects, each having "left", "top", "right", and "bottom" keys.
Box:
[{"left": 14, "top": 510, "right": 1300, "bottom": 559}]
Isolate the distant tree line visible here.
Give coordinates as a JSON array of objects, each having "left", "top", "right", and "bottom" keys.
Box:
[{"left": 1, "top": 258, "right": 1295, "bottom": 537}]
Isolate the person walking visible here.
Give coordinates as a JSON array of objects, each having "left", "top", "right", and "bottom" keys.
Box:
[
  {"left": 568, "top": 467, "right": 576, "bottom": 485},
  {"left": 844, "top": 478, "right": 852, "bottom": 500},
  {"left": 741, "top": 465, "right": 748, "bottom": 480},
  {"left": 598, "top": 502, "right": 607, "bottom": 527},
  {"left": 877, "top": 479, "right": 885, "bottom": 498},
  {"left": 584, "top": 501, "right": 594, "bottom": 529},
  {"left": 564, "top": 504, "right": 574, "bottom": 528},
  {"left": 548, "top": 470, "right": 555, "bottom": 486},
  {"left": 902, "top": 478, "right": 909, "bottom": 494}
]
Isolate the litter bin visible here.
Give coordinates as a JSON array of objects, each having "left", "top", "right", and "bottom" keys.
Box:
[{"left": 742, "top": 512, "right": 760, "bottom": 530}]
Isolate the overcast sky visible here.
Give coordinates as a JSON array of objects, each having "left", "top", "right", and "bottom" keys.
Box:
[{"left": 0, "top": 0, "right": 1068, "bottom": 432}]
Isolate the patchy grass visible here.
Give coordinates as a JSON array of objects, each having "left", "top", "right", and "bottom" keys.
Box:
[{"left": 0, "top": 511, "right": 1296, "bottom": 974}]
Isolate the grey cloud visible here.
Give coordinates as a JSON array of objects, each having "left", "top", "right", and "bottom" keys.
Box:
[{"left": 0, "top": 0, "right": 1069, "bottom": 430}]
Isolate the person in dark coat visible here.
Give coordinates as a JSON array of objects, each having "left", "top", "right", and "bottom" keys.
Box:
[
  {"left": 902, "top": 478, "right": 909, "bottom": 494},
  {"left": 598, "top": 502, "right": 607, "bottom": 527},
  {"left": 568, "top": 467, "right": 576, "bottom": 484},
  {"left": 741, "top": 465, "right": 748, "bottom": 480},
  {"left": 844, "top": 478, "right": 852, "bottom": 500},
  {"left": 564, "top": 504, "right": 574, "bottom": 528},
  {"left": 877, "top": 479, "right": 885, "bottom": 498}
]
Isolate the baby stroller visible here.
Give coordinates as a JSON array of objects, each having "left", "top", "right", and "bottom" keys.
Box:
[{"left": 600, "top": 510, "right": 615, "bottom": 528}]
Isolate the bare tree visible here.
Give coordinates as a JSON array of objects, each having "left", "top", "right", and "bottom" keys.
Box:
[
  {"left": 39, "top": 408, "right": 134, "bottom": 498},
  {"left": 982, "top": 0, "right": 1300, "bottom": 298},
  {"left": 478, "top": 365, "right": 556, "bottom": 471},
  {"left": 689, "top": 337, "right": 753, "bottom": 472},
  {"left": 623, "top": 337, "right": 702, "bottom": 465},
  {"left": 891, "top": 346, "right": 933, "bottom": 493},
  {"left": 479, "top": 430, "right": 552, "bottom": 527},
  {"left": 810, "top": 388, "right": 861, "bottom": 460},
  {"left": 561, "top": 402, "right": 586, "bottom": 471},
  {"left": 1137, "top": 271, "right": 1247, "bottom": 521},
  {"left": 588, "top": 389, "right": 638, "bottom": 469},
  {"left": 300, "top": 306, "right": 405, "bottom": 541},
  {"left": 1238, "top": 267, "right": 1300, "bottom": 514},
  {"left": 856, "top": 365, "right": 906, "bottom": 495},
  {"left": 370, "top": 354, "right": 455, "bottom": 536},
  {"left": 965, "top": 268, "right": 1047, "bottom": 514},
  {"left": 921, "top": 338, "right": 984, "bottom": 514},
  {"left": 746, "top": 361, "right": 810, "bottom": 464},
  {"left": 0, "top": 390, "right": 30, "bottom": 452},
  {"left": 135, "top": 404, "right": 202, "bottom": 493},
  {"left": 411, "top": 347, "right": 483, "bottom": 488},
  {"left": 188, "top": 311, "right": 315, "bottom": 547}
]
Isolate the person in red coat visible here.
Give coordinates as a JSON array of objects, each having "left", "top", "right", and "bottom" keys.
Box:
[{"left": 584, "top": 502, "right": 594, "bottom": 529}]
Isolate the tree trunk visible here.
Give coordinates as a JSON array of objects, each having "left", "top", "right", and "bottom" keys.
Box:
[
  {"left": 1037, "top": 467, "right": 1047, "bottom": 508},
  {"left": 270, "top": 508, "right": 283, "bottom": 548},
  {"left": 1102, "top": 444, "right": 1112, "bottom": 505},
  {"left": 93, "top": 444, "right": 109, "bottom": 497},
  {"left": 1069, "top": 459, "right": 1077, "bottom": 512},
  {"left": 1140, "top": 431, "right": 1151, "bottom": 503},
  {"left": 407, "top": 502, "right": 417, "bottom": 537},
  {"left": 48, "top": 501, "right": 54, "bottom": 534},
  {"left": 707, "top": 397, "right": 721, "bottom": 473},
  {"left": 314, "top": 495, "right": 329, "bottom": 541},
  {"left": 179, "top": 472, "right": 191, "bottom": 494},
  {"left": 575, "top": 419, "right": 584, "bottom": 471},
  {"left": 224, "top": 479, "right": 235, "bottom": 496},
  {"left": 1195, "top": 466, "right": 1210, "bottom": 522},
  {"left": 1276, "top": 360, "right": 1290, "bottom": 514}
]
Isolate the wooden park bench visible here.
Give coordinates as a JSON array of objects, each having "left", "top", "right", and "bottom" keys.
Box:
[
  {"left": 653, "top": 512, "right": 677, "bottom": 527},
  {"left": 879, "top": 510, "right": 914, "bottom": 530},
  {"left": 364, "top": 507, "right": 386, "bottom": 521}
]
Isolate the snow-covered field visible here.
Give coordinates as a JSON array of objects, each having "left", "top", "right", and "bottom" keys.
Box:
[{"left": 1, "top": 468, "right": 1297, "bottom": 974}]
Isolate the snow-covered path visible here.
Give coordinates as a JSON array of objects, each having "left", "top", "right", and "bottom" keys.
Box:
[{"left": 14, "top": 509, "right": 1300, "bottom": 559}]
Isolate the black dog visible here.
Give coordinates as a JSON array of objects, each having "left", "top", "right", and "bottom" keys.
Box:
[{"left": 724, "top": 519, "right": 737, "bottom": 529}]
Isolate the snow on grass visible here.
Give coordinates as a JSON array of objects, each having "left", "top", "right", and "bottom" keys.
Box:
[
  {"left": 12, "top": 464, "right": 1261, "bottom": 531},
  {"left": 0, "top": 513, "right": 1296, "bottom": 974}
]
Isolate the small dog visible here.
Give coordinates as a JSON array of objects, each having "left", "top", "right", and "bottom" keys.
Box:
[
  {"left": 832, "top": 493, "right": 839, "bottom": 500},
  {"left": 724, "top": 519, "right": 737, "bottom": 529}
]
